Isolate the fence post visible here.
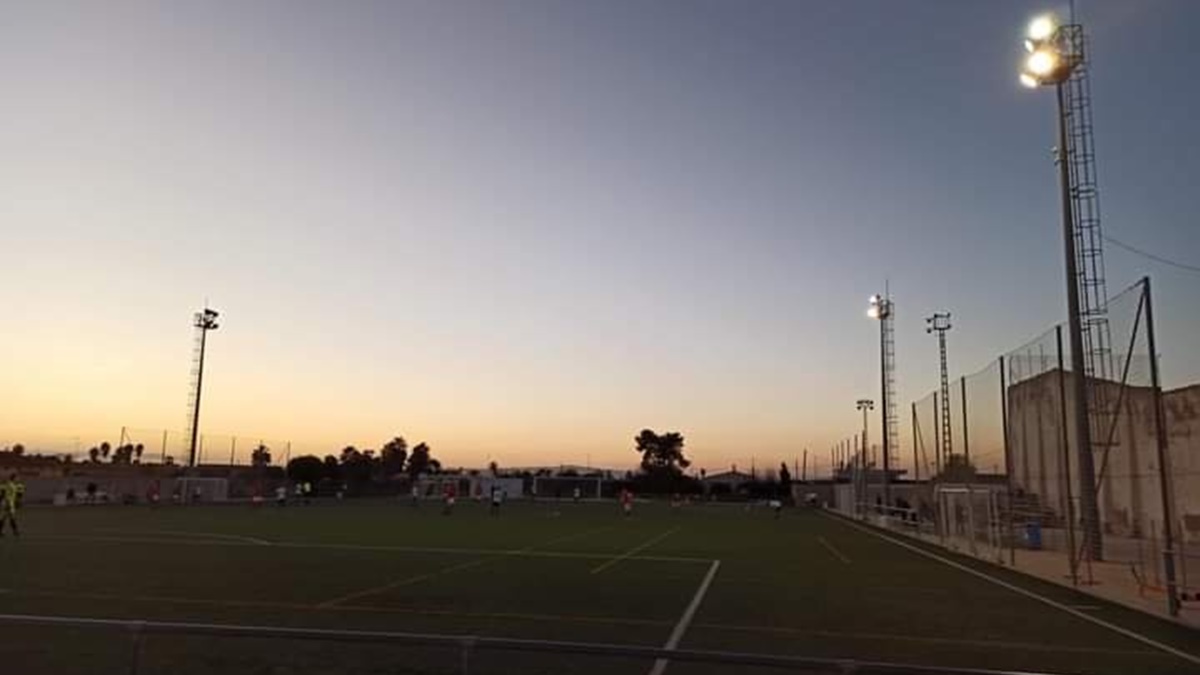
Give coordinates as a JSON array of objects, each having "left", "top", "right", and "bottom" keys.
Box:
[
  {"left": 1056, "top": 326, "right": 1079, "bottom": 586},
  {"left": 911, "top": 402, "right": 920, "bottom": 482},
  {"left": 128, "top": 621, "right": 145, "bottom": 675},
  {"left": 1181, "top": 517, "right": 1190, "bottom": 597},
  {"left": 1000, "top": 356, "right": 1015, "bottom": 567},
  {"left": 960, "top": 376, "right": 970, "bottom": 465},
  {"left": 1143, "top": 276, "right": 1180, "bottom": 616},
  {"left": 933, "top": 392, "right": 941, "bottom": 476}
]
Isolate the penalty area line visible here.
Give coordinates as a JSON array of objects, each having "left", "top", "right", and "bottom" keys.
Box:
[
  {"left": 590, "top": 527, "right": 681, "bottom": 575},
  {"left": 320, "top": 525, "right": 620, "bottom": 608}
]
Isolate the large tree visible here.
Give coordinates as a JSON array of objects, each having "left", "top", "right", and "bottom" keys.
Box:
[
  {"left": 635, "top": 429, "right": 690, "bottom": 475},
  {"left": 322, "top": 454, "right": 341, "bottom": 481},
  {"left": 380, "top": 437, "right": 408, "bottom": 476},
  {"left": 407, "top": 442, "right": 432, "bottom": 478},
  {"left": 287, "top": 455, "right": 325, "bottom": 485},
  {"left": 339, "top": 446, "right": 373, "bottom": 486}
]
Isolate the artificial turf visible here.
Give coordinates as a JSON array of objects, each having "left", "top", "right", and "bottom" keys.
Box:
[{"left": 0, "top": 498, "right": 1197, "bottom": 674}]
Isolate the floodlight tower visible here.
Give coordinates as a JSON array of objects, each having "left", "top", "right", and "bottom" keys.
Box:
[
  {"left": 868, "top": 293, "right": 897, "bottom": 507},
  {"left": 855, "top": 399, "right": 874, "bottom": 511},
  {"left": 856, "top": 399, "right": 873, "bottom": 462},
  {"left": 926, "top": 312, "right": 953, "bottom": 473},
  {"left": 1019, "top": 13, "right": 1108, "bottom": 561},
  {"left": 185, "top": 307, "right": 219, "bottom": 468}
]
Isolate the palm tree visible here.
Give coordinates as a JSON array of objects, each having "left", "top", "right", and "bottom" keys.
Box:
[
  {"left": 99, "top": 442, "right": 111, "bottom": 460},
  {"left": 134, "top": 444, "right": 144, "bottom": 463},
  {"left": 88, "top": 447, "right": 100, "bottom": 463},
  {"left": 251, "top": 443, "right": 272, "bottom": 467}
]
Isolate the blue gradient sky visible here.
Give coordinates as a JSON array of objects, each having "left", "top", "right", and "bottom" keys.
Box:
[{"left": 1, "top": 0, "right": 1197, "bottom": 472}]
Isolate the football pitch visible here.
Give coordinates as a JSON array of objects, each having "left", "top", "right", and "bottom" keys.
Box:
[{"left": 1, "top": 499, "right": 1198, "bottom": 675}]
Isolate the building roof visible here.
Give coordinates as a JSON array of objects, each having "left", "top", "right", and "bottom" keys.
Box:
[{"left": 702, "top": 470, "right": 755, "bottom": 483}]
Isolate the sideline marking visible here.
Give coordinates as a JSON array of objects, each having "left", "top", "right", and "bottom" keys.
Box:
[
  {"left": 826, "top": 512, "right": 1200, "bottom": 668},
  {"left": 25, "top": 534, "right": 708, "bottom": 564},
  {"left": 648, "top": 559, "right": 721, "bottom": 675},
  {"left": 0, "top": 586, "right": 1160, "bottom": 656},
  {"left": 4, "top": 587, "right": 673, "bottom": 628},
  {"left": 590, "top": 528, "right": 681, "bottom": 575},
  {"left": 101, "top": 529, "right": 271, "bottom": 545},
  {"left": 692, "top": 621, "right": 1159, "bottom": 656},
  {"left": 817, "top": 536, "right": 852, "bottom": 565}
]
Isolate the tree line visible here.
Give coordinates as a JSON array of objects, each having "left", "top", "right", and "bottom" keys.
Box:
[{"left": 285, "top": 436, "right": 438, "bottom": 489}]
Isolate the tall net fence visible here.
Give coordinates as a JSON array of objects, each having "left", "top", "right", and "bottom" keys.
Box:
[
  {"left": 881, "top": 278, "right": 1193, "bottom": 618},
  {"left": 1005, "top": 326, "right": 1072, "bottom": 534},
  {"left": 911, "top": 391, "right": 938, "bottom": 481},
  {"left": 121, "top": 428, "right": 187, "bottom": 465},
  {"left": 964, "top": 360, "right": 1005, "bottom": 477},
  {"left": 1, "top": 427, "right": 292, "bottom": 469}
]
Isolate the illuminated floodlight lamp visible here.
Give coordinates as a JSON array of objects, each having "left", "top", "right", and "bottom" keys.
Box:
[{"left": 1028, "top": 15, "right": 1056, "bottom": 42}]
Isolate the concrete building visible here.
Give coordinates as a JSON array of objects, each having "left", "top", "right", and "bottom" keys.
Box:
[{"left": 1008, "top": 370, "right": 1200, "bottom": 541}]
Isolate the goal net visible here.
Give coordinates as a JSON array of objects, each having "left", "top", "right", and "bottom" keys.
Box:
[
  {"left": 531, "top": 476, "right": 601, "bottom": 500},
  {"left": 176, "top": 477, "right": 229, "bottom": 503},
  {"left": 936, "top": 484, "right": 1003, "bottom": 562}
]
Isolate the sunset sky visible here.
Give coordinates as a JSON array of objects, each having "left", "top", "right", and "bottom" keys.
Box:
[{"left": 2, "top": 0, "right": 1198, "bottom": 473}]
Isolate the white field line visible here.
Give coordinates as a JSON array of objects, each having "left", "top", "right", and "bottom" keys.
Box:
[
  {"left": 691, "top": 620, "right": 1159, "bottom": 656},
  {"left": 99, "top": 529, "right": 271, "bottom": 545},
  {"left": 319, "top": 524, "right": 620, "bottom": 608},
  {"left": 0, "top": 586, "right": 1161, "bottom": 656},
  {"left": 516, "top": 525, "right": 613, "bottom": 553},
  {"left": 647, "top": 559, "right": 721, "bottom": 675},
  {"left": 26, "top": 534, "right": 708, "bottom": 564},
  {"left": 817, "top": 536, "right": 851, "bottom": 565},
  {"left": 827, "top": 512, "right": 1200, "bottom": 668},
  {"left": 1, "top": 586, "right": 675, "bottom": 628},
  {"left": 318, "top": 558, "right": 489, "bottom": 608},
  {"left": 590, "top": 527, "right": 681, "bottom": 575}
]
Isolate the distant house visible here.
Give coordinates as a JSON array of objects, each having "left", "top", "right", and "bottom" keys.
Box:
[{"left": 701, "top": 470, "right": 754, "bottom": 492}]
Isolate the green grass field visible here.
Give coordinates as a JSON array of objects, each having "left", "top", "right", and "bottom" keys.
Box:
[{"left": 1, "top": 499, "right": 1198, "bottom": 674}]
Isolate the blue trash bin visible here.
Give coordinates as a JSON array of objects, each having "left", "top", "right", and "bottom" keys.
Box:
[{"left": 1025, "top": 522, "right": 1043, "bottom": 550}]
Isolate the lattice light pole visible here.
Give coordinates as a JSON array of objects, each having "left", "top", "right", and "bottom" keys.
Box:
[
  {"left": 868, "top": 293, "right": 896, "bottom": 507},
  {"left": 926, "top": 312, "right": 952, "bottom": 474},
  {"left": 185, "top": 307, "right": 219, "bottom": 468},
  {"left": 1019, "top": 13, "right": 1105, "bottom": 561}
]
